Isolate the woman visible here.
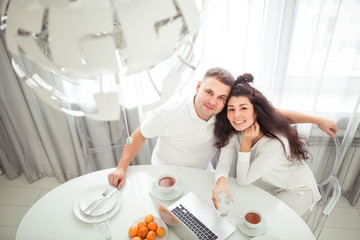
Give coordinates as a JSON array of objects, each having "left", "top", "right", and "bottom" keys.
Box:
[{"left": 212, "top": 73, "right": 321, "bottom": 216}]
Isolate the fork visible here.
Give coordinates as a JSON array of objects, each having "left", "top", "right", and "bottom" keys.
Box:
[
  {"left": 82, "top": 188, "right": 110, "bottom": 214},
  {"left": 87, "top": 188, "right": 117, "bottom": 216}
]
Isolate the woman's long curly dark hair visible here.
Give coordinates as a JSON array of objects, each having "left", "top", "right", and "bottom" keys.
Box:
[{"left": 214, "top": 73, "right": 310, "bottom": 162}]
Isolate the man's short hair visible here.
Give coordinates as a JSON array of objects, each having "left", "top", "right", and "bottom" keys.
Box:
[{"left": 203, "top": 67, "right": 235, "bottom": 87}]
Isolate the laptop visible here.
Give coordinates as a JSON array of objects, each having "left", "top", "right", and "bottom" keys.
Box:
[{"left": 149, "top": 191, "right": 235, "bottom": 240}]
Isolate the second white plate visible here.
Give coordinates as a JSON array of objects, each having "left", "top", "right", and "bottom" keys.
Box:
[
  {"left": 150, "top": 181, "right": 184, "bottom": 201},
  {"left": 251, "top": 235, "right": 281, "bottom": 240},
  {"left": 237, "top": 217, "right": 266, "bottom": 237}
]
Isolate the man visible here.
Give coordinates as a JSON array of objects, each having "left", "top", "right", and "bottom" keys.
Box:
[{"left": 108, "top": 67, "right": 337, "bottom": 189}]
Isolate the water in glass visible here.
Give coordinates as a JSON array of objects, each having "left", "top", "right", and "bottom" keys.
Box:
[
  {"left": 217, "top": 192, "right": 231, "bottom": 217},
  {"left": 92, "top": 216, "right": 112, "bottom": 240}
]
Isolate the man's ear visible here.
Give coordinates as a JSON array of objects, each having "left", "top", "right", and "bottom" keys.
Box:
[{"left": 196, "top": 81, "right": 202, "bottom": 93}]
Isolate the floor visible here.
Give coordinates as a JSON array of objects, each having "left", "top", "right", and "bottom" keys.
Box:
[{"left": 0, "top": 174, "right": 360, "bottom": 240}]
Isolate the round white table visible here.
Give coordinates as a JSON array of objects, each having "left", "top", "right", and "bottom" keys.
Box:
[{"left": 16, "top": 165, "right": 316, "bottom": 240}]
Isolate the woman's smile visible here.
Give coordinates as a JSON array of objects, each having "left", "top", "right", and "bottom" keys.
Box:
[
  {"left": 227, "top": 96, "right": 255, "bottom": 131},
  {"left": 234, "top": 120, "right": 245, "bottom": 124}
]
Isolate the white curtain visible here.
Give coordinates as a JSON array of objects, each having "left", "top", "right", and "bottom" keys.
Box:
[
  {"left": 197, "top": 0, "right": 360, "bottom": 205},
  {"left": 0, "top": 0, "right": 359, "bottom": 203},
  {"left": 0, "top": 34, "right": 85, "bottom": 183}
]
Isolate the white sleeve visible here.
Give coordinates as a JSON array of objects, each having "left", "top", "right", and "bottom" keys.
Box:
[
  {"left": 215, "top": 149, "right": 237, "bottom": 182},
  {"left": 214, "top": 136, "right": 238, "bottom": 182},
  {"left": 236, "top": 138, "right": 284, "bottom": 185}
]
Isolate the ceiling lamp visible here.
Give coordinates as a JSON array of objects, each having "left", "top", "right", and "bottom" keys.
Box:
[{"left": 0, "top": 0, "right": 200, "bottom": 120}]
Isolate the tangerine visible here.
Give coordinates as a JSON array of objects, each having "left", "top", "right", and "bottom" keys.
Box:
[
  {"left": 128, "top": 226, "right": 138, "bottom": 237},
  {"left": 138, "top": 226, "right": 149, "bottom": 239},
  {"left": 156, "top": 226, "right": 166, "bottom": 237},
  {"left": 147, "top": 221, "right": 158, "bottom": 231},
  {"left": 146, "top": 230, "right": 156, "bottom": 240},
  {"left": 144, "top": 214, "right": 154, "bottom": 224},
  {"left": 131, "top": 237, "right": 141, "bottom": 240},
  {"left": 137, "top": 220, "right": 147, "bottom": 229}
]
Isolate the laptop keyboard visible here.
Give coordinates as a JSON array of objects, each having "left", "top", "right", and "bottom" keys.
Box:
[{"left": 171, "top": 204, "right": 218, "bottom": 240}]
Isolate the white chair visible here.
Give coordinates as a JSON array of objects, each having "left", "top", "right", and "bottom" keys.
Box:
[
  {"left": 81, "top": 111, "right": 130, "bottom": 173},
  {"left": 305, "top": 135, "right": 342, "bottom": 239},
  {"left": 82, "top": 134, "right": 125, "bottom": 174}
]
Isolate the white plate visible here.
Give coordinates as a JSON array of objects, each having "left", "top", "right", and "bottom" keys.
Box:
[
  {"left": 237, "top": 217, "right": 266, "bottom": 237},
  {"left": 128, "top": 217, "right": 168, "bottom": 239},
  {"left": 79, "top": 185, "right": 118, "bottom": 216},
  {"left": 73, "top": 185, "right": 122, "bottom": 223},
  {"left": 150, "top": 181, "right": 184, "bottom": 201},
  {"left": 251, "top": 235, "right": 281, "bottom": 240}
]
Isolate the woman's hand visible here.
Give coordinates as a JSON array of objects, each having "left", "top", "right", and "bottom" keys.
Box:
[
  {"left": 316, "top": 118, "right": 338, "bottom": 139},
  {"left": 241, "top": 122, "right": 260, "bottom": 152},
  {"left": 212, "top": 177, "right": 233, "bottom": 210}
]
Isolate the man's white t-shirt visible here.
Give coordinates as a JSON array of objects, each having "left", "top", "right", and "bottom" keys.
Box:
[{"left": 141, "top": 96, "right": 216, "bottom": 170}]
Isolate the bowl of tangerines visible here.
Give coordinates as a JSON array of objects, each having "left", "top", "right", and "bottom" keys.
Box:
[{"left": 128, "top": 214, "right": 167, "bottom": 240}]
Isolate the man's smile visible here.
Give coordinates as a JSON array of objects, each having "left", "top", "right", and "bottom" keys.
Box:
[{"left": 204, "top": 104, "right": 215, "bottom": 110}]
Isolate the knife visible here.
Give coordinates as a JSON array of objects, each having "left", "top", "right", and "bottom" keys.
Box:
[
  {"left": 86, "top": 188, "right": 117, "bottom": 216},
  {"left": 82, "top": 188, "right": 110, "bottom": 214}
]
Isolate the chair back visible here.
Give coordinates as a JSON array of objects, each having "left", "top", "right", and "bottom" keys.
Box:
[
  {"left": 81, "top": 116, "right": 128, "bottom": 173},
  {"left": 306, "top": 127, "right": 341, "bottom": 184},
  {"left": 305, "top": 132, "right": 342, "bottom": 239},
  {"left": 318, "top": 136, "right": 342, "bottom": 186},
  {"left": 84, "top": 141, "right": 125, "bottom": 173}
]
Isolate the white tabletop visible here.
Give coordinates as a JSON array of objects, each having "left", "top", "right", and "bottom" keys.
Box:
[{"left": 16, "top": 165, "right": 315, "bottom": 240}]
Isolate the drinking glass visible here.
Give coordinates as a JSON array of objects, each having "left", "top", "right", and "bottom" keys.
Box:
[
  {"left": 92, "top": 214, "right": 112, "bottom": 240},
  {"left": 217, "top": 192, "right": 231, "bottom": 217}
]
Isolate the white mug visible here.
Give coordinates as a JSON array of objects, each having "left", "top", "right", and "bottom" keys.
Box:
[
  {"left": 156, "top": 173, "right": 177, "bottom": 193},
  {"left": 243, "top": 209, "right": 262, "bottom": 229}
]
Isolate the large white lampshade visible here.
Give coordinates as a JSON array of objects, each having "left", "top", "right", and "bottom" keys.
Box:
[{"left": 1, "top": 0, "right": 201, "bottom": 120}]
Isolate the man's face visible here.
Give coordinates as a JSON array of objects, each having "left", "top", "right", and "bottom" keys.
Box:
[{"left": 194, "top": 77, "right": 231, "bottom": 121}]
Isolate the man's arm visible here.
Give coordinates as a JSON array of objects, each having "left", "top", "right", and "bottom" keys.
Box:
[
  {"left": 108, "top": 127, "right": 147, "bottom": 189},
  {"left": 278, "top": 109, "right": 338, "bottom": 139}
]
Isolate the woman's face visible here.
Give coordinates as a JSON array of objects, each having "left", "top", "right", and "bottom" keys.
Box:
[{"left": 227, "top": 96, "right": 256, "bottom": 131}]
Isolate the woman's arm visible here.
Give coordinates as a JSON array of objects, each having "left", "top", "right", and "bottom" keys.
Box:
[
  {"left": 278, "top": 109, "right": 338, "bottom": 139},
  {"left": 236, "top": 151, "right": 277, "bottom": 185},
  {"left": 212, "top": 145, "right": 237, "bottom": 210},
  {"left": 212, "top": 177, "right": 233, "bottom": 210},
  {"left": 214, "top": 148, "right": 236, "bottom": 183},
  {"left": 236, "top": 140, "right": 283, "bottom": 185}
]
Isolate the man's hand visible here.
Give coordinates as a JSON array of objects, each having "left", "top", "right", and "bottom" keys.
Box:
[
  {"left": 212, "top": 177, "right": 233, "bottom": 210},
  {"left": 108, "top": 167, "right": 126, "bottom": 190}
]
